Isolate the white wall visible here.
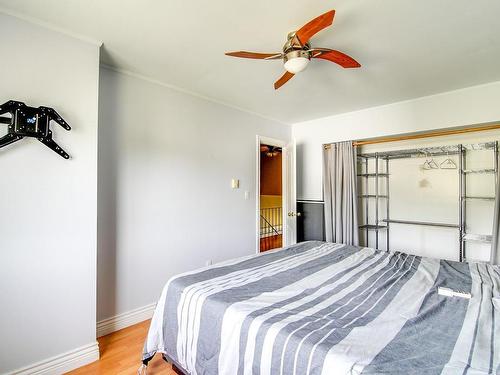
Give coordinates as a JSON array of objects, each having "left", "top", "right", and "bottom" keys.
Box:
[
  {"left": 293, "top": 81, "right": 500, "bottom": 261},
  {"left": 0, "top": 14, "right": 100, "bottom": 373},
  {"left": 97, "top": 67, "right": 291, "bottom": 322},
  {"left": 293, "top": 81, "right": 500, "bottom": 200}
]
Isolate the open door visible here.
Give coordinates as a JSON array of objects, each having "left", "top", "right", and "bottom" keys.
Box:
[
  {"left": 283, "top": 139, "right": 297, "bottom": 246},
  {"left": 256, "top": 136, "right": 297, "bottom": 252}
]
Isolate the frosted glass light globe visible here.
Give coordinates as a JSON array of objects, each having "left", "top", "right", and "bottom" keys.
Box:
[{"left": 284, "top": 57, "right": 310, "bottom": 73}]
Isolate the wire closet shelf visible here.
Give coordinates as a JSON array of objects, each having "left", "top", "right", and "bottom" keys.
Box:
[{"left": 356, "top": 141, "right": 499, "bottom": 262}]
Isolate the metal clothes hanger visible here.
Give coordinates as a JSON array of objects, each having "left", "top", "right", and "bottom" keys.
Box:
[
  {"left": 422, "top": 151, "right": 432, "bottom": 170},
  {"left": 428, "top": 156, "right": 439, "bottom": 169},
  {"left": 423, "top": 151, "right": 439, "bottom": 169},
  {"left": 440, "top": 151, "right": 457, "bottom": 169}
]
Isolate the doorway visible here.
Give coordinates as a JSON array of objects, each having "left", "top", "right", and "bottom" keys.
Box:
[
  {"left": 256, "top": 136, "right": 297, "bottom": 253},
  {"left": 259, "top": 143, "right": 283, "bottom": 252}
]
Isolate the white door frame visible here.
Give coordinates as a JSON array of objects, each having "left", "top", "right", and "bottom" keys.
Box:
[{"left": 256, "top": 135, "right": 288, "bottom": 253}]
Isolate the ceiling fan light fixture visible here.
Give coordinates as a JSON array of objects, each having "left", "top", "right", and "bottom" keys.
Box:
[
  {"left": 225, "top": 10, "right": 361, "bottom": 89},
  {"left": 283, "top": 50, "right": 310, "bottom": 74}
]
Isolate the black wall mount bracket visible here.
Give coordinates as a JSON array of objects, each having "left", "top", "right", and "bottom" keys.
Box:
[{"left": 0, "top": 100, "right": 71, "bottom": 159}]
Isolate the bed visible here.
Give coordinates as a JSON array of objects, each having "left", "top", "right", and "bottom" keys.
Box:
[{"left": 142, "top": 241, "right": 500, "bottom": 374}]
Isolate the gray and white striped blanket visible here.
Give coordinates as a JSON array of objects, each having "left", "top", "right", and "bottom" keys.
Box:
[{"left": 143, "top": 241, "right": 500, "bottom": 374}]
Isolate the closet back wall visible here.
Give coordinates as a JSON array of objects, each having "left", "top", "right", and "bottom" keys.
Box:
[{"left": 97, "top": 67, "right": 291, "bottom": 323}]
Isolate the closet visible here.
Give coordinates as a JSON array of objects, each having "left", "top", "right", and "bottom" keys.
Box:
[{"left": 357, "top": 131, "right": 500, "bottom": 262}]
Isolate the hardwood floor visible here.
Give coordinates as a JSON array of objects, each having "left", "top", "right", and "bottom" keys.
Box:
[
  {"left": 67, "top": 320, "right": 176, "bottom": 374},
  {"left": 260, "top": 234, "right": 282, "bottom": 252}
]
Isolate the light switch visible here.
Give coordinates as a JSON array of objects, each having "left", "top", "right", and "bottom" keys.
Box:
[
  {"left": 244, "top": 191, "right": 250, "bottom": 200},
  {"left": 231, "top": 179, "right": 239, "bottom": 189}
]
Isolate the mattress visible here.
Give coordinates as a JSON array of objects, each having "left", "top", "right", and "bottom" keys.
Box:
[{"left": 143, "top": 241, "right": 500, "bottom": 374}]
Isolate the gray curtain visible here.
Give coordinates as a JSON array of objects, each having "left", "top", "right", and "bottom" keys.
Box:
[
  {"left": 490, "top": 161, "right": 500, "bottom": 264},
  {"left": 322, "top": 141, "right": 359, "bottom": 246}
]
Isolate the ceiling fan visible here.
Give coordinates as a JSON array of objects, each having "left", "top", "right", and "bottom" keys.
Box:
[
  {"left": 260, "top": 145, "right": 282, "bottom": 157},
  {"left": 225, "top": 10, "right": 360, "bottom": 90}
]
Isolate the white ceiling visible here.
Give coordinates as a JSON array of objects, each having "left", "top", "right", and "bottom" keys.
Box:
[{"left": 1, "top": 0, "right": 500, "bottom": 124}]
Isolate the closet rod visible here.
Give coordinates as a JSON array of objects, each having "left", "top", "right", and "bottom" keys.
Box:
[{"left": 351, "top": 123, "right": 500, "bottom": 147}]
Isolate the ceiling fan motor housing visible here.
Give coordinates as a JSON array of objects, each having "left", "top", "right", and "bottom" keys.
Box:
[
  {"left": 284, "top": 49, "right": 310, "bottom": 62},
  {"left": 282, "top": 32, "right": 311, "bottom": 73},
  {"left": 284, "top": 31, "right": 311, "bottom": 53}
]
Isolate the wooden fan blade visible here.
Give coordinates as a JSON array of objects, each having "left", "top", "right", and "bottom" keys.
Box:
[
  {"left": 295, "top": 10, "right": 335, "bottom": 46},
  {"left": 225, "top": 51, "right": 282, "bottom": 60},
  {"left": 274, "top": 71, "right": 294, "bottom": 90},
  {"left": 313, "top": 50, "right": 361, "bottom": 68}
]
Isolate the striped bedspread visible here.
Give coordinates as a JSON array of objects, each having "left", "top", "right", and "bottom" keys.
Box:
[{"left": 143, "top": 241, "right": 500, "bottom": 374}]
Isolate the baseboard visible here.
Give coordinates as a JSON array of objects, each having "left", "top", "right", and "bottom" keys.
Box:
[
  {"left": 7, "top": 341, "right": 99, "bottom": 375},
  {"left": 5, "top": 302, "right": 156, "bottom": 374},
  {"left": 97, "top": 302, "right": 156, "bottom": 337}
]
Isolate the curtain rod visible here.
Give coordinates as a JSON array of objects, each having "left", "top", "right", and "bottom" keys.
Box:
[{"left": 350, "top": 123, "right": 500, "bottom": 147}]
